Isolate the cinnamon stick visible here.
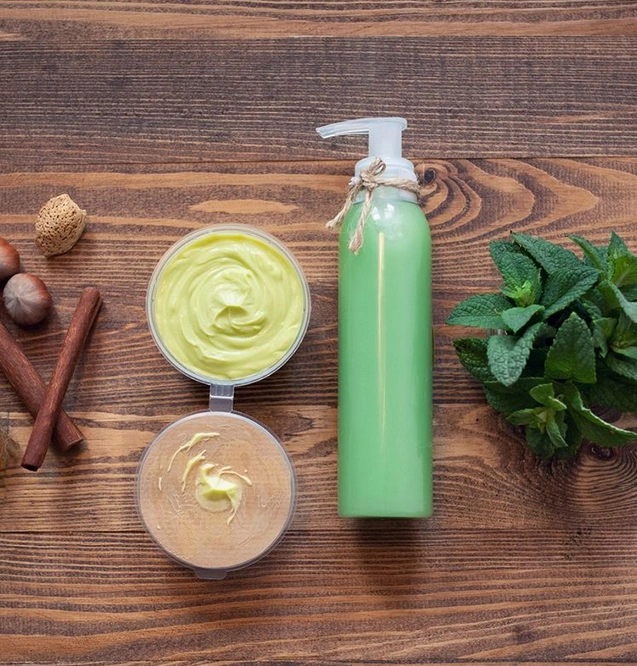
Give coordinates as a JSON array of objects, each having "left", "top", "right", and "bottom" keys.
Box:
[
  {"left": 22, "top": 287, "right": 102, "bottom": 471},
  {"left": 0, "top": 320, "right": 83, "bottom": 451}
]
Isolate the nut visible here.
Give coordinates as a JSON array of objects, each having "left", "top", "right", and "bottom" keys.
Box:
[
  {"left": 0, "top": 237, "right": 20, "bottom": 281},
  {"left": 35, "top": 194, "right": 87, "bottom": 257},
  {"left": 3, "top": 272, "right": 53, "bottom": 326}
]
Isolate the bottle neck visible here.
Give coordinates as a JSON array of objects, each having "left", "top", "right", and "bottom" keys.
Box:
[
  {"left": 354, "top": 187, "right": 417, "bottom": 204},
  {"left": 354, "top": 156, "right": 417, "bottom": 182},
  {"left": 352, "top": 155, "right": 418, "bottom": 204}
]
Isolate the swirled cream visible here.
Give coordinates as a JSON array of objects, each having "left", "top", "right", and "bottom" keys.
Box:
[{"left": 151, "top": 231, "right": 306, "bottom": 381}]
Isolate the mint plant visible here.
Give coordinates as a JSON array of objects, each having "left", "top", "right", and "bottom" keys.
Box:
[{"left": 447, "top": 232, "right": 637, "bottom": 459}]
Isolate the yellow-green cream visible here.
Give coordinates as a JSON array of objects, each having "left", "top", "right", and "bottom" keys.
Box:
[{"left": 152, "top": 232, "right": 305, "bottom": 381}]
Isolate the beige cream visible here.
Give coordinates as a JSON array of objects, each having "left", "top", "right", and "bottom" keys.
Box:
[{"left": 137, "top": 411, "right": 295, "bottom": 573}]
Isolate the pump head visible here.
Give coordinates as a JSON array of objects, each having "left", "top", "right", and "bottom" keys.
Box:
[{"left": 316, "top": 117, "right": 416, "bottom": 182}]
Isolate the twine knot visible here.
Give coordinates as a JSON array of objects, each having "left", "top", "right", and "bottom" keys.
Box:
[{"left": 326, "top": 158, "right": 421, "bottom": 254}]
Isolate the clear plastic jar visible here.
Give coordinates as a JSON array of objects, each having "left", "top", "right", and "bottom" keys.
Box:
[{"left": 146, "top": 224, "right": 311, "bottom": 386}]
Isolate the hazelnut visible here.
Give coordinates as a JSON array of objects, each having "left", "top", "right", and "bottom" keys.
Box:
[
  {"left": 0, "top": 237, "right": 20, "bottom": 281},
  {"left": 3, "top": 273, "right": 53, "bottom": 327},
  {"left": 35, "top": 194, "right": 87, "bottom": 257}
]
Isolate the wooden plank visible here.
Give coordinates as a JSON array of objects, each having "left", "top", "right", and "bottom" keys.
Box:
[
  {"left": 0, "top": 523, "right": 637, "bottom": 664},
  {"left": 1, "top": 1, "right": 637, "bottom": 40},
  {"left": 8, "top": 657, "right": 621, "bottom": 666},
  {"left": 2, "top": 158, "right": 637, "bottom": 536},
  {"left": 2, "top": 157, "right": 637, "bottom": 413},
  {"left": 3, "top": 531, "right": 637, "bottom": 663},
  {"left": 7, "top": 657, "right": 626, "bottom": 666},
  {"left": 3, "top": 401, "right": 637, "bottom": 533},
  {"left": 2, "top": 38, "right": 637, "bottom": 163},
  {"left": 1, "top": 663, "right": 627, "bottom": 666}
]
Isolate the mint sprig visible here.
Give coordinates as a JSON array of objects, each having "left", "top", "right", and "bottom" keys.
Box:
[{"left": 447, "top": 231, "right": 637, "bottom": 460}]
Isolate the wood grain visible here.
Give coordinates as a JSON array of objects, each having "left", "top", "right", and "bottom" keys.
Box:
[
  {"left": 3, "top": 158, "right": 637, "bottom": 412},
  {"left": 3, "top": 3, "right": 637, "bottom": 663},
  {"left": 3, "top": 157, "right": 637, "bottom": 663},
  {"left": 4, "top": 402, "right": 637, "bottom": 533},
  {"left": 1, "top": 1, "right": 637, "bottom": 39},
  {"left": 2, "top": 38, "right": 637, "bottom": 165},
  {"left": 3, "top": 528, "right": 637, "bottom": 663}
]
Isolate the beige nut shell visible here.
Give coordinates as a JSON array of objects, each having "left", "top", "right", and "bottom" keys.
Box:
[{"left": 35, "top": 194, "right": 87, "bottom": 257}]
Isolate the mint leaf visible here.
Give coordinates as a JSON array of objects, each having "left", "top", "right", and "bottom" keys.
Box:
[
  {"left": 591, "top": 317, "right": 616, "bottom": 356},
  {"left": 608, "top": 230, "right": 629, "bottom": 254},
  {"left": 508, "top": 407, "right": 542, "bottom": 427},
  {"left": 612, "top": 346, "right": 637, "bottom": 360},
  {"left": 606, "top": 231, "right": 632, "bottom": 284},
  {"left": 490, "top": 240, "right": 542, "bottom": 307},
  {"left": 525, "top": 426, "right": 555, "bottom": 458},
  {"left": 595, "top": 318, "right": 617, "bottom": 340},
  {"left": 606, "top": 230, "right": 637, "bottom": 288},
  {"left": 610, "top": 312, "right": 637, "bottom": 349},
  {"left": 546, "top": 413, "right": 568, "bottom": 450},
  {"left": 483, "top": 377, "right": 547, "bottom": 415},
  {"left": 537, "top": 322, "right": 557, "bottom": 339},
  {"left": 610, "top": 254, "right": 637, "bottom": 288},
  {"left": 563, "top": 382, "right": 636, "bottom": 448},
  {"left": 508, "top": 384, "right": 569, "bottom": 454},
  {"left": 446, "top": 293, "right": 512, "bottom": 329},
  {"left": 501, "top": 304, "right": 544, "bottom": 333},
  {"left": 487, "top": 323, "right": 542, "bottom": 386},
  {"left": 529, "top": 383, "right": 567, "bottom": 411},
  {"left": 554, "top": 415, "right": 583, "bottom": 459},
  {"left": 605, "top": 353, "right": 637, "bottom": 382},
  {"left": 508, "top": 403, "right": 567, "bottom": 450},
  {"left": 453, "top": 338, "right": 494, "bottom": 382},
  {"left": 545, "top": 312, "right": 596, "bottom": 383},
  {"left": 581, "top": 287, "right": 607, "bottom": 319},
  {"left": 584, "top": 369, "right": 637, "bottom": 412},
  {"left": 512, "top": 232, "right": 582, "bottom": 274},
  {"left": 540, "top": 266, "right": 599, "bottom": 319},
  {"left": 620, "top": 282, "right": 637, "bottom": 301},
  {"left": 501, "top": 282, "right": 537, "bottom": 308},
  {"left": 546, "top": 420, "right": 568, "bottom": 449},
  {"left": 598, "top": 280, "right": 637, "bottom": 324},
  {"left": 569, "top": 235, "right": 607, "bottom": 272}
]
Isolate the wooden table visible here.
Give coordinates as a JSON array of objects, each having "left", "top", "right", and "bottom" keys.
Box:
[{"left": 3, "top": 3, "right": 637, "bottom": 664}]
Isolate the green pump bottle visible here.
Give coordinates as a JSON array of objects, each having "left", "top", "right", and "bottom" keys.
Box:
[{"left": 317, "top": 117, "right": 433, "bottom": 518}]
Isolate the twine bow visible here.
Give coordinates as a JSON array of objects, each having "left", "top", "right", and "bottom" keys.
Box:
[{"left": 326, "top": 158, "right": 421, "bottom": 254}]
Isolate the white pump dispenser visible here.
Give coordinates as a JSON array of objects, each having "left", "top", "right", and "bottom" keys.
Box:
[{"left": 316, "top": 117, "right": 417, "bottom": 184}]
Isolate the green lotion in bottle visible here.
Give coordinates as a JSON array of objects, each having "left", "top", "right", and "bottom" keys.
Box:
[{"left": 317, "top": 117, "right": 433, "bottom": 518}]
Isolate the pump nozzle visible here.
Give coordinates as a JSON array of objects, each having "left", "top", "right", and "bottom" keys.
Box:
[
  {"left": 317, "top": 117, "right": 407, "bottom": 159},
  {"left": 316, "top": 117, "right": 416, "bottom": 182}
]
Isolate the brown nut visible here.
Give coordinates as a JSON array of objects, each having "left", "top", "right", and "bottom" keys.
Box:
[
  {"left": 3, "top": 273, "right": 53, "bottom": 326},
  {"left": 0, "top": 237, "right": 20, "bottom": 281},
  {"left": 35, "top": 194, "right": 87, "bottom": 257}
]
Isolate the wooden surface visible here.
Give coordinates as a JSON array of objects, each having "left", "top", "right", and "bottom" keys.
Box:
[
  {"left": 3, "top": 37, "right": 637, "bottom": 163},
  {"left": 3, "top": 3, "right": 637, "bottom": 665}
]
